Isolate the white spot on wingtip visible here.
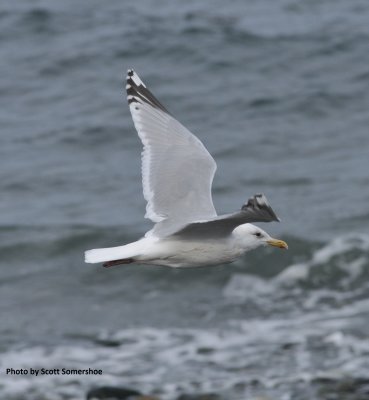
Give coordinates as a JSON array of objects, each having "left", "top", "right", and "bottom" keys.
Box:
[
  {"left": 126, "top": 84, "right": 131, "bottom": 89},
  {"left": 131, "top": 72, "right": 145, "bottom": 87}
]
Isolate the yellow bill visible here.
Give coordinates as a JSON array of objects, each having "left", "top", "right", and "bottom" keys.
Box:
[{"left": 266, "top": 238, "right": 288, "bottom": 250}]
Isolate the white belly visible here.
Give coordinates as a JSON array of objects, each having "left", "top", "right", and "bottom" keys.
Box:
[{"left": 135, "top": 237, "right": 243, "bottom": 268}]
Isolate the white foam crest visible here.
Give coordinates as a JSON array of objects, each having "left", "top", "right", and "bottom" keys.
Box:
[
  {"left": 276, "top": 233, "right": 369, "bottom": 286},
  {"left": 3, "top": 316, "right": 369, "bottom": 400},
  {"left": 312, "top": 234, "right": 369, "bottom": 264},
  {"left": 221, "top": 233, "right": 369, "bottom": 314}
]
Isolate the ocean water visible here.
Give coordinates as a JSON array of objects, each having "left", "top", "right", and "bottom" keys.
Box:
[{"left": 1, "top": 0, "right": 369, "bottom": 399}]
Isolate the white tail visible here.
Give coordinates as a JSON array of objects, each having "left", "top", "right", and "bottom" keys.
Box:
[{"left": 84, "top": 239, "right": 146, "bottom": 264}]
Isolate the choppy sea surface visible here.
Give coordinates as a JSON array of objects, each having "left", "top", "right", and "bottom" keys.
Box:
[{"left": 1, "top": 0, "right": 369, "bottom": 399}]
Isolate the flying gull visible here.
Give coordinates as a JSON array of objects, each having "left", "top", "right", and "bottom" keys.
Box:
[{"left": 85, "top": 69, "right": 288, "bottom": 268}]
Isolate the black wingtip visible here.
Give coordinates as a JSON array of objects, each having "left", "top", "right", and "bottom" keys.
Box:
[
  {"left": 126, "top": 69, "right": 140, "bottom": 105},
  {"left": 242, "top": 194, "right": 281, "bottom": 223},
  {"left": 124, "top": 69, "right": 170, "bottom": 114}
]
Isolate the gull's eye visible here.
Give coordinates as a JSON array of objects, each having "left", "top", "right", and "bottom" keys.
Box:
[{"left": 254, "top": 232, "right": 262, "bottom": 238}]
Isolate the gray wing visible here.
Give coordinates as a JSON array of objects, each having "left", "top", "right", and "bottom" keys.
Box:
[
  {"left": 126, "top": 69, "right": 217, "bottom": 237},
  {"left": 171, "top": 194, "right": 280, "bottom": 239}
]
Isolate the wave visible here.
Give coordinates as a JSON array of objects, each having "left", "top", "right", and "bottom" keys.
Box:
[
  {"left": 276, "top": 233, "right": 369, "bottom": 288},
  {"left": 223, "top": 233, "right": 369, "bottom": 312}
]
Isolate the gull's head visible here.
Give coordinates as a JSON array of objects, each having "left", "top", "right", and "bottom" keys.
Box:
[{"left": 233, "top": 224, "right": 288, "bottom": 251}]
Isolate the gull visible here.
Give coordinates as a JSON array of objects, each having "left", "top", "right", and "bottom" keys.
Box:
[{"left": 85, "top": 69, "right": 288, "bottom": 268}]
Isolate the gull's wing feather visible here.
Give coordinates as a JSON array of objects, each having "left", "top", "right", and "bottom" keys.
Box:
[
  {"left": 126, "top": 69, "right": 217, "bottom": 237},
  {"left": 172, "top": 194, "right": 280, "bottom": 239}
]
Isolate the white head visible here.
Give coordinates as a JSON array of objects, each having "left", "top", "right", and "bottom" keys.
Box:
[{"left": 232, "top": 223, "right": 288, "bottom": 252}]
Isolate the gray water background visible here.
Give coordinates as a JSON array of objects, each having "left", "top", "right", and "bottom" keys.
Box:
[{"left": 1, "top": 0, "right": 369, "bottom": 399}]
